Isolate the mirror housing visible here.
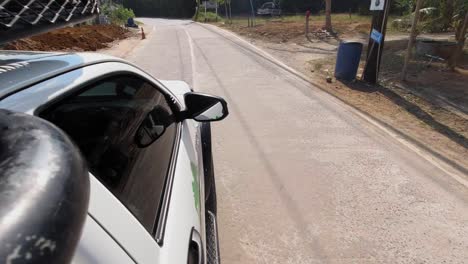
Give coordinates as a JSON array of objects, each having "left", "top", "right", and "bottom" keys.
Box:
[
  {"left": 135, "top": 106, "right": 173, "bottom": 147},
  {"left": 0, "top": 109, "right": 89, "bottom": 264},
  {"left": 183, "top": 92, "right": 229, "bottom": 122}
]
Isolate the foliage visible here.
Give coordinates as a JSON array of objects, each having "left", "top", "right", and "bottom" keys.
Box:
[
  {"left": 394, "top": 0, "right": 415, "bottom": 15},
  {"left": 195, "top": 11, "right": 223, "bottom": 22},
  {"left": 394, "top": 0, "right": 468, "bottom": 32},
  {"left": 102, "top": 4, "right": 135, "bottom": 25},
  {"left": 123, "top": 0, "right": 195, "bottom": 18}
]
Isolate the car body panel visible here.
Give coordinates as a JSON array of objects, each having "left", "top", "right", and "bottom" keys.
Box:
[
  {"left": 72, "top": 215, "right": 136, "bottom": 264},
  {"left": 0, "top": 54, "right": 210, "bottom": 263},
  {"left": 160, "top": 80, "right": 192, "bottom": 108},
  {"left": 86, "top": 175, "right": 162, "bottom": 263},
  {"left": 0, "top": 52, "right": 127, "bottom": 100},
  {"left": 0, "top": 62, "right": 182, "bottom": 114},
  {"left": 159, "top": 122, "right": 204, "bottom": 263}
]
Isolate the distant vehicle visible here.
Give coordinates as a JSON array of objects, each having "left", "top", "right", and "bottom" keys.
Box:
[{"left": 257, "top": 2, "right": 282, "bottom": 16}]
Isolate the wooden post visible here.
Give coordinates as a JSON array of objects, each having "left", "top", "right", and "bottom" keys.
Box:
[
  {"left": 305, "top": 10, "right": 311, "bottom": 36},
  {"left": 249, "top": 0, "right": 256, "bottom": 26},
  {"left": 401, "top": 0, "right": 424, "bottom": 81},
  {"left": 204, "top": 2, "right": 207, "bottom": 22},
  {"left": 224, "top": 1, "right": 228, "bottom": 22},
  {"left": 325, "top": 0, "right": 332, "bottom": 32},
  {"left": 229, "top": 0, "right": 232, "bottom": 24}
]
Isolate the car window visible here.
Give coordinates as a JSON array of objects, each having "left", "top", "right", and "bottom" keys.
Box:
[{"left": 40, "top": 75, "right": 177, "bottom": 234}]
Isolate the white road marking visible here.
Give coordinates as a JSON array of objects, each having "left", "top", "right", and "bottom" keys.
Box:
[{"left": 184, "top": 27, "right": 197, "bottom": 90}]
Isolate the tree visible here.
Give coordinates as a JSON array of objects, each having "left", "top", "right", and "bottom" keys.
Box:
[
  {"left": 194, "top": 0, "right": 200, "bottom": 20},
  {"left": 449, "top": 8, "right": 468, "bottom": 69},
  {"left": 441, "top": 0, "right": 455, "bottom": 29},
  {"left": 325, "top": 0, "right": 332, "bottom": 32},
  {"left": 402, "top": 0, "right": 424, "bottom": 80}
]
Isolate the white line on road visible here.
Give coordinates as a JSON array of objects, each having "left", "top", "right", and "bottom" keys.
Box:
[{"left": 184, "top": 27, "right": 197, "bottom": 90}]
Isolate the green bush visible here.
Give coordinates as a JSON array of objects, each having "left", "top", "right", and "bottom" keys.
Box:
[
  {"left": 195, "top": 11, "right": 223, "bottom": 22},
  {"left": 102, "top": 4, "right": 135, "bottom": 25}
]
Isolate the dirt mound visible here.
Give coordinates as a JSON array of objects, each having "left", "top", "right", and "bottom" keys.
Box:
[
  {"left": 5, "top": 24, "right": 130, "bottom": 51},
  {"left": 224, "top": 21, "right": 307, "bottom": 43}
]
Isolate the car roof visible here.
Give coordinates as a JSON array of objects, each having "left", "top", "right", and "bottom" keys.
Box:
[{"left": 0, "top": 51, "right": 125, "bottom": 100}]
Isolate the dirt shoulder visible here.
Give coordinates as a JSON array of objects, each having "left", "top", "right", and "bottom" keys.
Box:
[
  {"left": 3, "top": 24, "right": 139, "bottom": 52},
  {"left": 218, "top": 19, "right": 468, "bottom": 174}
]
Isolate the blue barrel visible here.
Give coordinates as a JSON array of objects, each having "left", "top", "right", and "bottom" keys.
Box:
[{"left": 335, "top": 42, "right": 363, "bottom": 81}]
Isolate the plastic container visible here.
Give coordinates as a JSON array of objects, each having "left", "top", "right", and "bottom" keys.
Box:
[{"left": 334, "top": 42, "right": 363, "bottom": 81}]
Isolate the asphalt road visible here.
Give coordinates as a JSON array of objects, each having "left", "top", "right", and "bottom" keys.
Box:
[{"left": 127, "top": 19, "right": 468, "bottom": 264}]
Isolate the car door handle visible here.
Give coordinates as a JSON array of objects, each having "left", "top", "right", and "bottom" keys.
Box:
[{"left": 189, "top": 228, "right": 205, "bottom": 264}]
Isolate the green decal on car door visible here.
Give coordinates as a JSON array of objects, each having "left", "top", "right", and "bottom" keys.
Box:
[{"left": 190, "top": 162, "right": 201, "bottom": 214}]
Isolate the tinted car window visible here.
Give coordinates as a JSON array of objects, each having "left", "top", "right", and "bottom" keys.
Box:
[{"left": 40, "top": 75, "right": 177, "bottom": 233}]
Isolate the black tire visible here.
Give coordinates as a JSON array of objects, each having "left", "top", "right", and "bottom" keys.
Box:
[{"left": 201, "top": 122, "right": 217, "bottom": 215}]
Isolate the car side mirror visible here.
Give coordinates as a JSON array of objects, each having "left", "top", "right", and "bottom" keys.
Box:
[
  {"left": 135, "top": 106, "right": 173, "bottom": 147},
  {"left": 184, "top": 92, "right": 229, "bottom": 122}
]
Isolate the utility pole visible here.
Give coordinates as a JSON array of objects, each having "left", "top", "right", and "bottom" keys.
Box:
[
  {"left": 401, "top": 0, "right": 424, "bottom": 80},
  {"left": 362, "top": 0, "right": 391, "bottom": 84}
]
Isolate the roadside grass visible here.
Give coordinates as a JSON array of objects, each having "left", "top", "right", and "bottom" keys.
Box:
[
  {"left": 222, "top": 13, "right": 410, "bottom": 35},
  {"left": 196, "top": 11, "right": 223, "bottom": 23}
]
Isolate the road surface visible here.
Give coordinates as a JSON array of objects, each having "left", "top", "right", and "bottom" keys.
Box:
[{"left": 125, "top": 19, "right": 468, "bottom": 264}]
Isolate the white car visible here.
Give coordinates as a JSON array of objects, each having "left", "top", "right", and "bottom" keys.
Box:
[
  {"left": 257, "top": 2, "right": 282, "bottom": 16},
  {"left": 0, "top": 51, "right": 228, "bottom": 264}
]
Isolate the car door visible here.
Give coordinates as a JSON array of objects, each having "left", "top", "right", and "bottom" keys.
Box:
[{"left": 30, "top": 68, "right": 204, "bottom": 263}]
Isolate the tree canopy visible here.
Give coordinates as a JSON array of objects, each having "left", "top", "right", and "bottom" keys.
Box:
[{"left": 123, "top": 0, "right": 196, "bottom": 17}]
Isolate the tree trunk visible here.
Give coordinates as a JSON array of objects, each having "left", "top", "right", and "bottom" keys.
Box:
[
  {"left": 401, "top": 0, "right": 424, "bottom": 81},
  {"left": 325, "top": 0, "right": 332, "bottom": 32},
  {"left": 449, "top": 11, "right": 468, "bottom": 69},
  {"left": 194, "top": 0, "right": 200, "bottom": 20},
  {"left": 224, "top": 1, "right": 228, "bottom": 20},
  {"left": 442, "top": 0, "right": 454, "bottom": 30}
]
